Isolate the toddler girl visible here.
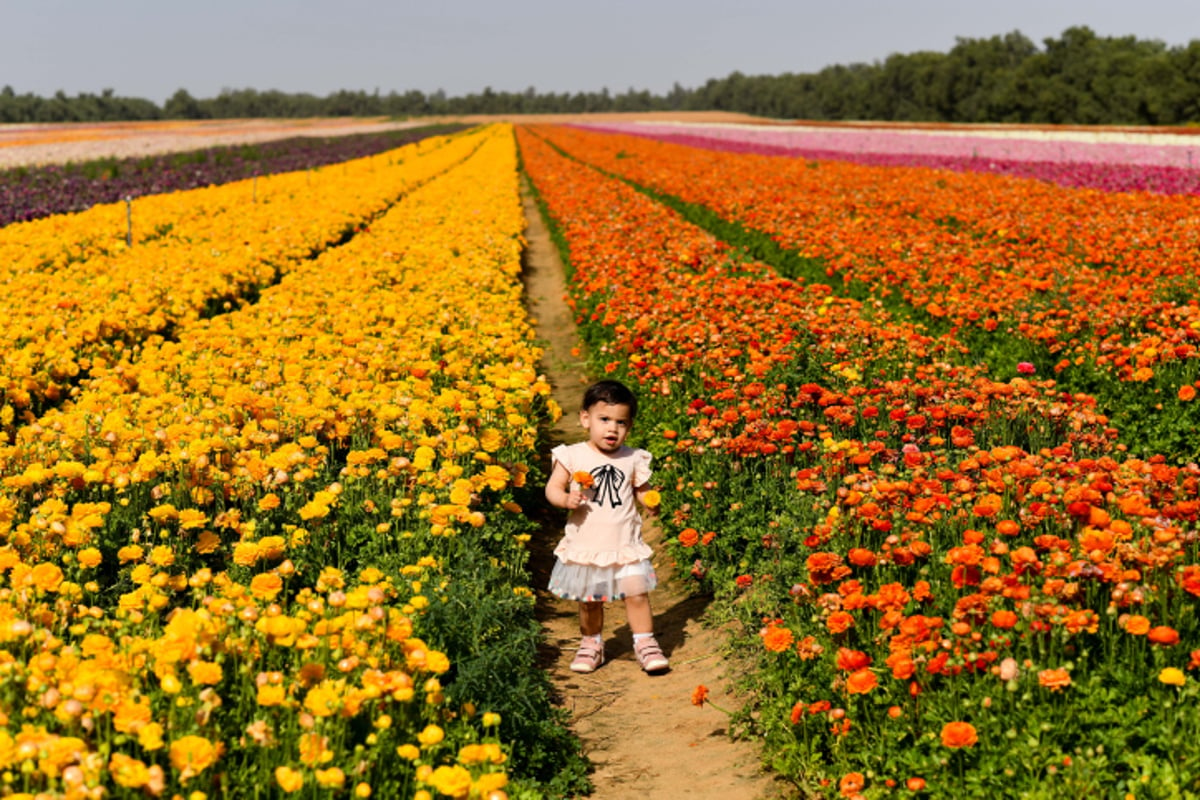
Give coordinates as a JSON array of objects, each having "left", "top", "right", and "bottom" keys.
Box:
[{"left": 544, "top": 379, "right": 669, "bottom": 674}]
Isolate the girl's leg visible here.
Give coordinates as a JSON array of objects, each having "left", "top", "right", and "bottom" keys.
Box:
[
  {"left": 623, "top": 593, "right": 654, "bottom": 634},
  {"left": 624, "top": 593, "right": 668, "bottom": 671},
  {"left": 571, "top": 601, "right": 606, "bottom": 674},
  {"left": 579, "top": 600, "right": 604, "bottom": 636}
]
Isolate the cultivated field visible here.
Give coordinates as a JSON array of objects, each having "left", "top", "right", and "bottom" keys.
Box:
[{"left": 1, "top": 116, "right": 1198, "bottom": 798}]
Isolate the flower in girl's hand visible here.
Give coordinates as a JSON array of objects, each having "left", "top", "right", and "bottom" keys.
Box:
[
  {"left": 642, "top": 490, "right": 661, "bottom": 508},
  {"left": 572, "top": 471, "right": 594, "bottom": 489}
]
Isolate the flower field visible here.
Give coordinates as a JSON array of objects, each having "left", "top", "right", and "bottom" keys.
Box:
[
  {"left": 0, "top": 124, "right": 586, "bottom": 798},
  {"left": 0, "top": 124, "right": 467, "bottom": 228},
  {"left": 532, "top": 123, "right": 1200, "bottom": 460},
  {"left": 518, "top": 123, "right": 1200, "bottom": 797},
  {"left": 581, "top": 121, "right": 1200, "bottom": 196}
]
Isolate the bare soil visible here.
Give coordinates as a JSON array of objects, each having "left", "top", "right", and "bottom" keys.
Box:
[{"left": 519, "top": 180, "right": 791, "bottom": 799}]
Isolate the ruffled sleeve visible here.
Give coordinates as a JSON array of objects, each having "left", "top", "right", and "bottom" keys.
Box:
[
  {"left": 549, "top": 444, "right": 572, "bottom": 476},
  {"left": 631, "top": 448, "right": 653, "bottom": 488}
]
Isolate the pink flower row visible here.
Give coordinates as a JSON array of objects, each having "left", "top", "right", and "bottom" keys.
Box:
[{"left": 577, "top": 122, "right": 1200, "bottom": 195}]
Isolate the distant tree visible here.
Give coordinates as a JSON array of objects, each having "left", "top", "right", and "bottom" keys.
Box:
[{"left": 164, "top": 89, "right": 207, "bottom": 119}]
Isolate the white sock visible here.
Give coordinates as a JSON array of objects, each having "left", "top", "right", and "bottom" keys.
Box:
[
  {"left": 633, "top": 632, "right": 654, "bottom": 642},
  {"left": 582, "top": 634, "right": 602, "bottom": 646}
]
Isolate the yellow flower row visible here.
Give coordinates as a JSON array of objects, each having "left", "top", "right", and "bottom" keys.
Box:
[
  {"left": 1, "top": 124, "right": 544, "bottom": 562},
  {"left": 0, "top": 130, "right": 476, "bottom": 435},
  {"left": 0, "top": 123, "right": 546, "bottom": 797},
  {"left": 0, "top": 128, "right": 456, "bottom": 271},
  {"left": 0, "top": 557, "right": 507, "bottom": 799}
]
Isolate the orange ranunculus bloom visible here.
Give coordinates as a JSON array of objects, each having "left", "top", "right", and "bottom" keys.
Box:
[
  {"left": 1124, "top": 615, "right": 1151, "bottom": 635},
  {"left": 760, "top": 623, "right": 795, "bottom": 653},
  {"left": 990, "top": 610, "right": 1018, "bottom": 629},
  {"left": 827, "top": 611, "right": 855, "bottom": 633},
  {"left": 691, "top": 684, "right": 710, "bottom": 707},
  {"left": 887, "top": 652, "right": 915, "bottom": 680},
  {"left": 1148, "top": 626, "right": 1181, "bottom": 645},
  {"left": 995, "top": 519, "right": 1020, "bottom": 536},
  {"left": 836, "top": 647, "right": 872, "bottom": 672},
  {"left": 1180, "top": 385, "right": 1197, "bottom": 402},
  {"left": 1038, "top": 668, "right": 1072, "bottom": 691},
  {"left": 941, "top": 721, "right": 978, "bottom": 749},
  {"left": 572, "top": 470, "right": 594, "bottom": 488},
  {"left": 678, "top": 527, "right": 700, "bottom": 547},
  {"left": 848, "top": 547, "right": 877, "bottom": 567},
  {"left": 845, "top": 668, "right": 878, "bottom": 695},
  {"left": 839, "top": 772, "right": 866, "bottom": 796}
]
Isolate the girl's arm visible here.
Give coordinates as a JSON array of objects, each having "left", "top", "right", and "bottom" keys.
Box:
[
  {"left": 635, "top": 483, "right": 660, "bottom": 518},
  {"left": 545, "top": 460, "right": 585, "bottom": 510}
]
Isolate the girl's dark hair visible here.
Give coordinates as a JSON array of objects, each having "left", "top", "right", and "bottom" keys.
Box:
[{"left": 582, "top": 380, "right": 638, "bottom": 419}]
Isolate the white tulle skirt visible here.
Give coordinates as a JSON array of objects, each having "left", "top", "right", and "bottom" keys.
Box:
[{"left": 548, "top": 558, "right": 657, "bottom": 602}]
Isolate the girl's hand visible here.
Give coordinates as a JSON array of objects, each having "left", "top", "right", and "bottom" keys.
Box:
[{"left": 565, "top": 488, "right": 587, "bottom": 510}]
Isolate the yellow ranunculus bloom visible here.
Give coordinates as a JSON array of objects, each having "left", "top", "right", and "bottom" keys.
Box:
[
  {"left": 1160, "top": 667, "right": 1187, "bottom": 686},
  {"left": 416, "top": 724, "right": 444, "bottom": 747},
  {"left": 275, "top": 766, "right": 304, "bottom": 793}
]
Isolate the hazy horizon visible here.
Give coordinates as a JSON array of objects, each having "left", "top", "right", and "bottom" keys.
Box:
[{"left": 3, "top": 0, "right": 1195, "bottom": 104}]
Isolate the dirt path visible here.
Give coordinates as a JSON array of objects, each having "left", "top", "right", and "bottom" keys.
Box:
[{"left": 519, "top": 179, "right": 790, "bottom": 799}]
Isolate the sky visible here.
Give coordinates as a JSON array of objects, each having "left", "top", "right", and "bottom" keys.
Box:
[{"left": 3, "top": 0, "right": 1197, "bottom": 104}]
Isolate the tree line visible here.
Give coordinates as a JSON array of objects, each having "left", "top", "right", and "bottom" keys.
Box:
[{"left": 3, "top": 26, "right": 1197, "bottom": 125}]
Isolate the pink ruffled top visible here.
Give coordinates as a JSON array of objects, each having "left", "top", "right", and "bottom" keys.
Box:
[{"left": 551, "top": 442, "right": 654, "bottom": 567}]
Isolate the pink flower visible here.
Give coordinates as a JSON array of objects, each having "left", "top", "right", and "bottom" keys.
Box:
[{"left": 1017, "top": 362, "right": 1036, "bottom": 375}]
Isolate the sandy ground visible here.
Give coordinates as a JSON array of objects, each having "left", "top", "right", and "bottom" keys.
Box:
[{"left": 519, "top": 178, "right": 793, "bottom": 800}]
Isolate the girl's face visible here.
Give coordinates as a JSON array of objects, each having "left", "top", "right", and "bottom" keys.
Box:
[{"left": 580, "top": 401, "right": 633, "bottom": 454}]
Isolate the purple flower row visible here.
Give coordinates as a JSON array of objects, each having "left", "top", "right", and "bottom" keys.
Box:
[
  {"left": 0, "top": 123, "right": 469, "bottom": 228},
  {"left": 578, "top": 122, "right": 1200, "bottom": 196}
]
